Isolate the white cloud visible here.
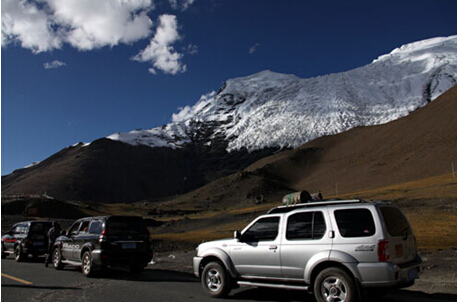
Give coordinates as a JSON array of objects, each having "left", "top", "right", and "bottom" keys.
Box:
[
  {"left": 184, "top": 44, "right": 198, "bottom": 55},
  {"left": 172, "top": 91, "right": 215, "bottom": 122},
  {"left": 2, "top": 0, "right": 154, "bottom": 52},
  {"left": 249, "top": 43, "right": 260, "bottom": 54},
  {"left": 2, "top": 1, "right": 194, "bottom": 75},
  {"left": 44, "top": 60, "right": 67, "bottom": 69},
  {"left": 1, "top": 0, "right": 61, "bottom": 53},
  {"left": 133, "top": 14, "right": 186, "bottom": 75},
  {"left": 167, "top": 0, "right": 197, "bottom": 11}
]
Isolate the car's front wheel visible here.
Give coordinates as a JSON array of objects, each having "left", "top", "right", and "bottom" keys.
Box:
[
  {"left": 201, "top": 261, "right": 231, "bottom": 298},
  {"left": 314, "top": 267, "right": 356, "bottom": 302},
  {"left": 52, "top": 248, "right": 65, "bottom": 270}
]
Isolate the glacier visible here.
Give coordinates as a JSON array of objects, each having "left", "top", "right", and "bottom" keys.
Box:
[{"left": 107, "top": 35, "right": 457, "bottom": 152}]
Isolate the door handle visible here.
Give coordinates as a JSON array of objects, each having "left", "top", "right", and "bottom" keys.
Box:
[{"left": 269, "top": 245, "right": 278, "bottom": 251}]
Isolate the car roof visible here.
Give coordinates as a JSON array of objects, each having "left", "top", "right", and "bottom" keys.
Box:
[{"left": 267, "top": 199, "right": 388, "bottom": 214}]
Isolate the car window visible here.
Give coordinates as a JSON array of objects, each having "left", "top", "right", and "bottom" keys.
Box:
[
  {"left": 243, "top": 217, "right": 280, "bottom": 242},
  {"left": 79, "top": 221, "right": 90, "bottom": 234},
  {"left": 335, "top": 209, "right": 375, "bottom": 237},
  {"left": 68, "top": 222, "right": 81, "bottom": 236},
  {"left": 379, "top": 206, "right": 412, "bottom": 237},
  {"left": 88, "top": 220, "right": 104, "bottom": 235},
  {"left": 13, "top": 224, "right": 27, "bottom": 235},
  {"left": 286, "top": 211, "right": 326, "bottom": 240}
]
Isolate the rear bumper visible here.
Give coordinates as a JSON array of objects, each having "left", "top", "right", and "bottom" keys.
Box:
[
  {"left": 91, "top": 249, "right": 153, "bottom": 267},
  {"left": 355, "top": 256, "right": 422, "bottom": 288}
]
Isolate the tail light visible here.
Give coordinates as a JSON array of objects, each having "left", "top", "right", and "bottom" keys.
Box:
[
  {"left": 378, "top": 240, "right": 390, "bottom": 262},
  {"left": 99, "top": 229, "right": 107, "bottom": 243}
]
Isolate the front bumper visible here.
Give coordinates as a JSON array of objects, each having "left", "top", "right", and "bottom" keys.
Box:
[{"left": 193, "top": 256, "right": 203, "bottom": 277}]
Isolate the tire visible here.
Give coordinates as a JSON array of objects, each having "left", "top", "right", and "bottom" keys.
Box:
[
  {"left": 201, "top": 261, "right": 231, "bottom": 298},
  {"left": 129, "top": 264, "right": 145, "bottom": 274},
  {"left": 1, "top": 244, "right": 7, "bottom": 259},
  {"left": 14, "top": 245, "right": 26, "bottom": 262},
  {"left": 314, "top": 267, "right": 356, "bottom": 302},
  {"left": 81, "top": 251, "right": 95, "bottom": 277},
  {"left": 52, "top": 248, "right": 65, "bottom": 270}
]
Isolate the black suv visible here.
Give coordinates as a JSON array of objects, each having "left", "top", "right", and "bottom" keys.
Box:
[
  {"left": 51, "top": 216, "right": 153, "bottom": 277},
  {"left": 1, "top": 221, "right": 53, "bottom": 261}
]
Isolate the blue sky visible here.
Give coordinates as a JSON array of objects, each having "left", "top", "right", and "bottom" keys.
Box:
[{"left": 2, "top": 0, "right": 457, "bottom": 175}]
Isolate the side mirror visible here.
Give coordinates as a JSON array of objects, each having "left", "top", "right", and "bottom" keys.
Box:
[{"left": 234, "top": 231, "right": 242, "bottom": 241}]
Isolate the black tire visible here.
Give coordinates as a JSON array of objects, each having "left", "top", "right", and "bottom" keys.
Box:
[
  {"left": 129, "top": 264, "right": 145, "bottom": 274},
  {"left": 81, "top": 251, "right": 95, "bottom": 277},
  {"left": 1, "top": 244, "right": 7, "bottom": 259},
  {"left": 52, "top": 248, "right": 65, "bottom": 270},
  {"left": 314, "top": 267, "right": 356, "bottom": 302},
  {"left": 201, "top": 261, "right": 231, "bottom": 298},
  {"left": 14, "top": 245, "right": 26, "bottom": 262}
]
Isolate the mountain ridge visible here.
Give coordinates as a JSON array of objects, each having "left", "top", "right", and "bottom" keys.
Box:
[{"left": 2, "top": 35, "right": 457, "bottom": 203}]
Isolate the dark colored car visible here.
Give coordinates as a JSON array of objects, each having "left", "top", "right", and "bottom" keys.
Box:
[
  {"left": 51, "top": 216, "right": 153, "bottom": 277},
  {"left": 1, "top": 221, "right": 53, "bottom": 261}
]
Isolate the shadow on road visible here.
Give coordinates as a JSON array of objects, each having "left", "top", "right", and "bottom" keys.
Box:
[
  {"left": 228, "top": 287, "right": 457, "bottom": 302},
  {"left": 89, "top": 267, "right": 198, "bottom": 283}
]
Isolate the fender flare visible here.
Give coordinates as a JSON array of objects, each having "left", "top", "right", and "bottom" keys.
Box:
[
  {"left": 199, "top": 248, "right": 238, "bottom": 279},
  {"left": 305, "top": 250, "right": 362, "bottom": 284}
]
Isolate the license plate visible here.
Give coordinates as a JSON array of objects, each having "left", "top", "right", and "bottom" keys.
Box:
[
  {"left": 395, "top": 244, "right": 403, "bottom": 257},
  {"left": 122, "top": 243, "right": 136, "bottom": 249},
  {"left": 33, "top": 241, "right": 44, "bottom": 246}
]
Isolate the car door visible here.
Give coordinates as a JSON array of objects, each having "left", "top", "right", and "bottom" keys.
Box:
[
  {"left": 61, "top": 221, "right": 81, "bottom": 260},
  {"left": 229, "top": 215, "right": 282, "bottom": 278},
  {"left": 3, "top": 224, "right": 21, "bottom": 251},
  {"left": 72, "top": 220, "right": 91, "bottom": 260},
  {"left": 280, "top": 210, "right": 333, "bottom": 280}
]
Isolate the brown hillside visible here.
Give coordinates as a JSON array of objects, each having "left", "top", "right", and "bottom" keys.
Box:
[{"left": 245, "top": 84, "right": 457, "bottom": 197}]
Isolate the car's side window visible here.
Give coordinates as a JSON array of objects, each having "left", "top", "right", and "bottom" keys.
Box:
[
  {"left": 335, "top": 209, "right": 375, "bottom": 237},
  {"left": 286, "top": 211, "right": 326, "bottom": 240},
  {"left": 79, "top": 221, "right": 90, "bottom": 234},
  {"left": 88, "top": 220, "right": 103, "bottom": 235},
  {"left": 242, "top": 217, "right": 280, "bottom": 242},
  {"left": 68, "top": 222, "right": 81, "bottom": 236}
]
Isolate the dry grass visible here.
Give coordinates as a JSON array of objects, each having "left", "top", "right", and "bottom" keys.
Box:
[{"left": 150, "top": 173, "right": 457, "bottom": 250}]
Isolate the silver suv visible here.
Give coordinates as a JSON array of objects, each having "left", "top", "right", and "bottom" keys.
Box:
[{"left": 193, "top": 200, "right": 422, "bottom": 302}]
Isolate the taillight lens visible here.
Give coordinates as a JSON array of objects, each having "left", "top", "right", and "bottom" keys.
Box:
[
  {"left": 99, "top": 229, "right": 107, "bottom": 242},
  {"left": 378, "top": 240, "right": 390, "bottom": 262}
]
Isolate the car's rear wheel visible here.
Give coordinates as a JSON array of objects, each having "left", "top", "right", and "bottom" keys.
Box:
[
  {"left": 14, "top": 245, "right": 26, "bottom": 262},
  {"left": 81, "top": 251, "right": 95, "bottom": 277},
  {"left": 52, "top": 248, "right": 65, "bottom": 270},
  {"left": 201, "top": 261, "right": 231, "bottom": 298},
  {"left": 314, "top": 267, "right": 356, "bottom": 302}
]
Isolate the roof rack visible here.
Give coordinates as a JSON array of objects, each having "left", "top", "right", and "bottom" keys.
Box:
[{"left": 267, "top": 199, "right": 364, "bottom": 214}]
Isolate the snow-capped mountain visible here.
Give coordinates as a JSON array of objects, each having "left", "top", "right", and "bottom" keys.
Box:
[{"left": 107, "top": 35, "right": 457, "bottom": 152}]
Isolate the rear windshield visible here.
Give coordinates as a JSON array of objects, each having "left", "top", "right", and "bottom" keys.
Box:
[
  {"left": 334, "top": 209, "right": 375, "bottom": 237},
  {"left": 379, "top": 206, "right": 412, "bottom": 237},
  {"left": 106, "top": 217, "right": 148, "bottom": 235},
  {"left": 29, "top": 223, "right": 52, "bottom": 235}
]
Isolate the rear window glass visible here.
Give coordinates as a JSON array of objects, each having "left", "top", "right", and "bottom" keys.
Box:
[
  {"left": 335, "top": 209, "right": 375, "bottom": 237},
  {"left": 286, "top": 212, "right": 326, "bottom": 240},
  {"left": 379, "top": 207, "right": 412, "bottom": 237},
  {"left": 30, "top": 223, "right": 51, "bottom": 235},
  {"left": 107, "top": 217, "right": 148, "bottom": 235}
]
